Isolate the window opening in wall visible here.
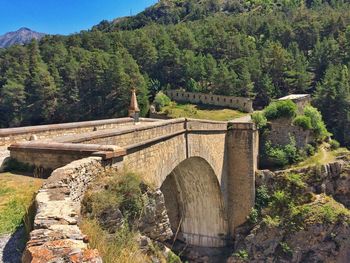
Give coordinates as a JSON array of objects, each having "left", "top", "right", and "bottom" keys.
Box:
[{"left": 211, "top": 97, "right": 213, "bottom": 101}]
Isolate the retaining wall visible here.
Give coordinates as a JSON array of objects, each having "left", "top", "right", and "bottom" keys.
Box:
[{"left": 22, "top": 157, "right": 104, "bottom": 263}]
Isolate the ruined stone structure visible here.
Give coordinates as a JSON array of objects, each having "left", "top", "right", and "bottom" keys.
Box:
[
  {"left": 1, "top": 115, "right": 258, "bottom": 260},
  {"left": 165, "top": 89, "right": 254, "bottom": 113},
  {"left": 267, "top": 94, "right": 313, "bottom": 149},
  {"left": 278, "top": 94, "right": 311, "bottom": 114}
]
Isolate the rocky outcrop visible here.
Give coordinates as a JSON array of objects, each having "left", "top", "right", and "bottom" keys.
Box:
[
  {"left": 139, "top": 189, "right": 173, "bottom": 241},
  {"left": 257, "top": 159, "right": 350, "bottom": 209},
  {"left": 229, "top": 157, "right": 350, "bottom": 263},
  {"left": 22, "top": 157, "right": 104, "bottom": 263},
  {"left": 231, "top": 195, "right": 350, "bottom": 263}
]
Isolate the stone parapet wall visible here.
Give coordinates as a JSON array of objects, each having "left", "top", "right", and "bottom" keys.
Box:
[
  {"left": 74, "top": 119, "right": 186, "bottom": 147},
  {"left": 0, "top": 117, "right": 158, "bottom": 147},
  {"left": 165, "top": 90, "right": 253, "bottom": 113},
  {"left": 22, "top": 157, "right": 104, "bottom": 263}
]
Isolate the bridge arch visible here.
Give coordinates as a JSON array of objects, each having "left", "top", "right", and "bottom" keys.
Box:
[{"left": 160, "top": 157, "right": 228, "bottom": 247}]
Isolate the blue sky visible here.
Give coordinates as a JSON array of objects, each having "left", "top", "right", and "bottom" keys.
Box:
[{"left": 0, "top": 0, "right": 157, "bottom": 35}]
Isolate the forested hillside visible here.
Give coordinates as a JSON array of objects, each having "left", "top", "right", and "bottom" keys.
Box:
[{"left": 0, "top": 0, "right": 350, "bottom": 146}]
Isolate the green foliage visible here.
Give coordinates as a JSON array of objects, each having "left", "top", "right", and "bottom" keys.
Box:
[
  {"left": 330, "top": 139, "right": 340, "bottom": 150},
  {"left": 248, "top": 208, "right": 259, "bottom": 224},
  {"left": 167, "top": 251, "right": 182, "bottom": 263},
  {"left": 264, "top": 136, "right": 304, "bottom": 168},
  {"left": 293, "top": 115, "right": 312, "bottom": 130},
  {"left": 233, "top": 249, "right": 249, "bottom": 261},
  {"left": 270, "top": 190, "right": 291, "bottom": 213},
  {"left": 154, "top": 91, "right": 171, "bottom": 111},
  {"left": 305, "top": 144, "right": 315, "bottom": 156},
  {"left": 0, "top": 0, "right": 349, "bottom": 149},
  {"left": 279, "top": 242, "right": 293, "bottom": 256},
  {"left": 304, "top": 106, "right": 330, "bottom": 140},
  {"left": 264, "top": 100, "right": 297, "bottom": 120},
  {"left": 262, "top": 215, "right": 281, "bottom": 227},
  {"left": 265, "top": 141, "right": 289, "bottom": 167},
  {"left": 255, "top": 186, "right": 271, "bottom": 210},
  {"left": 251, "top": 112, "right": 268, "bottom": 129}
]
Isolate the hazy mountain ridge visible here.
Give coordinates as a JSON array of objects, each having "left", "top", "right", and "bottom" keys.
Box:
[{"left": 0, "top": 28, "right": 46, "bottom": 48}]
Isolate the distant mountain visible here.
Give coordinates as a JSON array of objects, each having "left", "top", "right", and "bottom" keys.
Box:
[{"left": 0, "top": 27, "right": 46, "bottom": 48}]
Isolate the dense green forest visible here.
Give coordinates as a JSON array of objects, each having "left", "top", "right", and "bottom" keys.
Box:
[{"left": 0, "top": 0, "right": 350, "bottom": 146}]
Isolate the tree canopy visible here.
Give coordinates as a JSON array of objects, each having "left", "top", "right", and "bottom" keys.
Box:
[{"left": 0, "top": 0, "right": 350, "bottom": 145}]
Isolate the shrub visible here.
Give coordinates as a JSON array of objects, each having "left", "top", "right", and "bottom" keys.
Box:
[
  {"left": 265, "top": 141, "right": 289, "bottom": 167},
  {"left": 251, "top": 112, "right": 267, "bottom": 129},
  {"left": 262, "top": 215, "right": 280, "bottom": 228},
  {"left": 284, "top": 136, "right": 303, "bottom": 164},
  {"left": 270, "top": 190, "right": 291, "bottom": 213},
  {"left": 305, "top": 144, "right": 315, "bottom": 156},
  {"left": 154, "top": 91, "right": 171, "bottom": 111},
  {"left": 279, "top": 242, "right": 293, "bottom": 256},
  {"left": 233, "top": 249, "right": 249, "bottom": 261},
  {"left": 293, "top": 115, "right": 312, "bottom": 130},
  {"left": 264, "top": 100, "right": 297, "bottom": 120},
  {"left": 255, "top": 186, "right": 271, "bottom": 210},
  {"left": 82, "top": 171, "right": 143, "bottom": 222},
  {"left": 329, "top": 139, "right": 340, "bottom": 150},
  {"left": 248, "top": 208, "right": 259, "bottom": 224},
  {"left": 304, "top": 106, "right": 330, "bottom": 140},
  {"left": 167, "top": 251, "right": 182, "bottom": 263}
]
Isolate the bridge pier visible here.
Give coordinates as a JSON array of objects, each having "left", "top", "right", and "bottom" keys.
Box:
[{"left": 226, "top": 122, "right": 259, "bottom": 235}]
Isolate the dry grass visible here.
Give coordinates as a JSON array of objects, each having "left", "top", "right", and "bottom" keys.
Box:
[
  {"left": 161, "top": 103, "right": 247, "bottom": 121},
  {"left": 293, "top": 144, "right": 349, "bottom": 169},
  {"left": 80, "top": 219, "right": 152, "bottom": 263},
  {"left": 0, "top": 172, "right": 43, "bottom": 235}
]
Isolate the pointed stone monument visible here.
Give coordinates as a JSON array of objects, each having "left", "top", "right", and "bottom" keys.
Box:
[{"left": 129, "top": 88, "right": 140, "bottom": 123}]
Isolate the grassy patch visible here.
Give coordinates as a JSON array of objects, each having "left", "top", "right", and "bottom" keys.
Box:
[
  {"left": 80, "top": 219, "right": 149, "bottom": 263},
  {"left": 161, "top": 103, "right": 247, "bottom": 121},
  {"left": 292, "top": 145, "right": 348, "bottom": 169},
  {"left": 0, "top": 172, "right": 43, "bottom": 235},
  {"left": 291, "top": 195, "right": 350, "bottom": 227}
]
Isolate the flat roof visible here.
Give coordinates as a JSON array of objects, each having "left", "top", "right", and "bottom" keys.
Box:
[{"left": 278, "top": 94, "right": 310, "bottom": 101}]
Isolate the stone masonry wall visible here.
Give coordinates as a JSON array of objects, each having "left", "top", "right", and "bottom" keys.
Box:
[
  {"left": 0, "top": 117, "right": 145, "bottom": 147},
  {"left": 76, "top": 119, "right": 186, "bottom": 147},
  {"left": 266, "top": 117, "right": 313, "bottom": 149},
  {"left": 22, "top": 157, "right": 104, "bottom": 263},
  {"left": 165, "top": 90, "right": 253, "bottom": 113},
  {"left": 227, "top": 122, "right": 258, "bottom": 235}
]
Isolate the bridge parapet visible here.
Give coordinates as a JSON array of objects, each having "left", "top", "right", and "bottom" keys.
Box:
[{"left": 0, "top": 117, "right": 158, "bottom": 147}]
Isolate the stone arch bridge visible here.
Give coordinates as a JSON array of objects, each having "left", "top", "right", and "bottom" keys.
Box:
[{"left": 0, "top": 117, "right": 258, "bottom": 252}]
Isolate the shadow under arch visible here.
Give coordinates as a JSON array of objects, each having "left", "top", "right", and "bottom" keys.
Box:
[{"left": 160, "top": 157, "right": 228, "bottom": 248}]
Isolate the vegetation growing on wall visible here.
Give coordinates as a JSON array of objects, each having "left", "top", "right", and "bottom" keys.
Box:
[
  {"left": 81, "top": 170, "right": 179, "bottom": 263},
  {"left": 264, "top": 100, "right": 297, "bottom": 120},
  {"left": 252, "top": 100, "right": 330, "bottom": 168}
]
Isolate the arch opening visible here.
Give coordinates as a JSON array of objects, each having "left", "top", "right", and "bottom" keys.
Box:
[{"left": 160, "top": 157, "right": 228, "bottom": 248}]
